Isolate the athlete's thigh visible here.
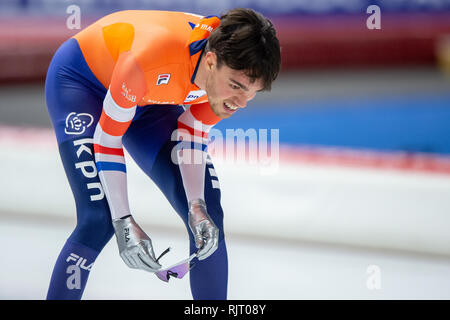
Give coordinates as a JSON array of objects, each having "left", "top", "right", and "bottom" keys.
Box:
[
  {"left": 152, "top": 139, "right": 224, "bottom": 236},
  {"left": 46, "top": 59, "right": 112, "bottom": 249},
  {"left": 46, "top": 69, "right": 105, "bottom": 201}
]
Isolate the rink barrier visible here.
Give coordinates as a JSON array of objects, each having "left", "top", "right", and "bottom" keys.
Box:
[{"left": 2, "top": 125, "right": 450, "bottom": 175}]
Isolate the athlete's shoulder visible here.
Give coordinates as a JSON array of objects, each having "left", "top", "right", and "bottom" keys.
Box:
[
  {"left": 92, "top": 10, "right": 202, "bottom": 32},
  {"left": 129, "top": 11, "right": 204, "bottom": 68}
]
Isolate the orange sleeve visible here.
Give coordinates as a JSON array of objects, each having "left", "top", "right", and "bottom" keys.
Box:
[
  {"left": 93, "top": 51, "right": 148, "bottom": 219},
  {"left": 109, "top": 51, "right": 146, "bottom": 109},
  {"left": 97, "top": 51, "right": 147, "bottom": 137},
  {"left": 189, "top": 102, "right": 222, "bottom": 126}
]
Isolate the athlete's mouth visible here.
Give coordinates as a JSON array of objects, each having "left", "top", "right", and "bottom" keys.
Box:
[{"left": 223, "top": 101, "right": 238, "bottom": 114}]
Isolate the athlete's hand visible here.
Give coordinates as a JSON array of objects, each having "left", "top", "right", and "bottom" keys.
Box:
[
  {"left": 112, "top": 215, "right": 162, "bottom": 273},
  {"left": 188, "top": 199, "right": 219, "bottom": 260}
]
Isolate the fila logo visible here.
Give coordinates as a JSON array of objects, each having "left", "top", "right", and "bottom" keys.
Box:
[
  {"left": 124, "top": 227, "right": 130, "bottom": 243},
  {"left": 66, "top": 253, "right": 93, "bottom": 271},
  {"left": 157, "top": 74, "right": 171, "bottom": 85}
]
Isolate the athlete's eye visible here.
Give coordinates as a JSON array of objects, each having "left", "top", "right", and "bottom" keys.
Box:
[{"left": 229, "top": 83, "right": 240, "bottom": 90}]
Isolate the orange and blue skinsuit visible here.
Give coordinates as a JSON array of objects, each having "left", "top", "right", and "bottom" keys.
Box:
[{"left": 45, "top": 10, "right": 227, "bottom": 300}]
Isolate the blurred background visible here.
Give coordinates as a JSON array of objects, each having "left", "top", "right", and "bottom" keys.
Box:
[{"left": 1, "top": 0, "right": 450, "bottom": 299}]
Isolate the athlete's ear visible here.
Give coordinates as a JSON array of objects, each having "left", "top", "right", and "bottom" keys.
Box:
[{"left": 204, "top": 51, "right": 217, "bottom": 71}]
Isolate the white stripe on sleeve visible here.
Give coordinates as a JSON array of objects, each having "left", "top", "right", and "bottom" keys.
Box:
[
  {"left": 103, "top": 90, "right": 137, "bottom": 122},
  {"left": 93, "top": 124, "right": 123, "bottom": 148}
]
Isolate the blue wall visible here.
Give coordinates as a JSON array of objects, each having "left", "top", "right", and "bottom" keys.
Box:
[{"left": 214, "top": 92, "right": 450, "bottom": 155}]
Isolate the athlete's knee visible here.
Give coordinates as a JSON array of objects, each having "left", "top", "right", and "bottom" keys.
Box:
[
  {"left": 77, "top": 207, "right": 113, "bottom": 232},
  {"left": 70, "top": 210, "right": 114, "bottom": 251}
]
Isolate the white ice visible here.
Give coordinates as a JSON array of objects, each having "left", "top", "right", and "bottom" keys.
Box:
[{"left": 1, "top": 129, "right": 450, "bottom": 299}]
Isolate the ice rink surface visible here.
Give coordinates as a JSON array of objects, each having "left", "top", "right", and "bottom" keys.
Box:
[
  {"left": 1, "top": 133, "right": 450, "bottom": 300},
  {"left": 2, "top": 215, "right": 450, "bottom": 300},
  {"left": 1, "top": 70, "right": 450, "bottom": 300}
]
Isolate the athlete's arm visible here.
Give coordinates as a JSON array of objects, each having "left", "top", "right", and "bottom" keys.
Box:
[
  {"left": 93, "top": 51, "right": 161, "bottom": 272},
  {"left": 94, "top": 51, "right": 144, "bottom": 219},
  {"left": 175, "top": 102, "right": 221, "bottom": 260}
]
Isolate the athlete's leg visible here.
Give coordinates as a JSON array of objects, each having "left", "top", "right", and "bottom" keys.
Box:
[
  {"left": 123, "top": 106, "right": 228, "bottom": 300},
  {"left": 45, "top": 38, "right": 113, "bottom": 299}
]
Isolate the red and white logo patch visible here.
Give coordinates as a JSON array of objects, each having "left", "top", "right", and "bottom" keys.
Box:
[{"left": 156, "top": 74, "right": 171, "bottom": 85}]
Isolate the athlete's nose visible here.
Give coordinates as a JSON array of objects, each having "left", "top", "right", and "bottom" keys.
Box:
[{"left": 234, "top": 94, "right": 247, "bottom": 109}]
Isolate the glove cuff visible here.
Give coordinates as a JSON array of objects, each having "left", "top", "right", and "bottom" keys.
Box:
[
  {"left": 188, "top": 198, "right": 207, "bottom": 211},
  {"left": 112, "top": 215, "right": 135, "bottom": 232}
]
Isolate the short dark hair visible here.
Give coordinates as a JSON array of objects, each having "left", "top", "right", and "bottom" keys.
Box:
[{"left": 206, "top": 8, "right": 281, "bottom": 91}]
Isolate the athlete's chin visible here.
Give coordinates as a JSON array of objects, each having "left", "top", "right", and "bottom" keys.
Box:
[
  {"left": 211, "top": 103, "right": 232, "bottom": 119},
  {"left": 216, "top": 110, "right": 233, "bottom": 119},
  {"left": 218, "top": 112, "right": 232, "bottom": 119}
]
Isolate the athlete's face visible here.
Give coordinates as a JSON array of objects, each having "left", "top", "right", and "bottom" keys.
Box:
[{"left": 203, "top": 52, "right": 264, "bottom": 119}]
